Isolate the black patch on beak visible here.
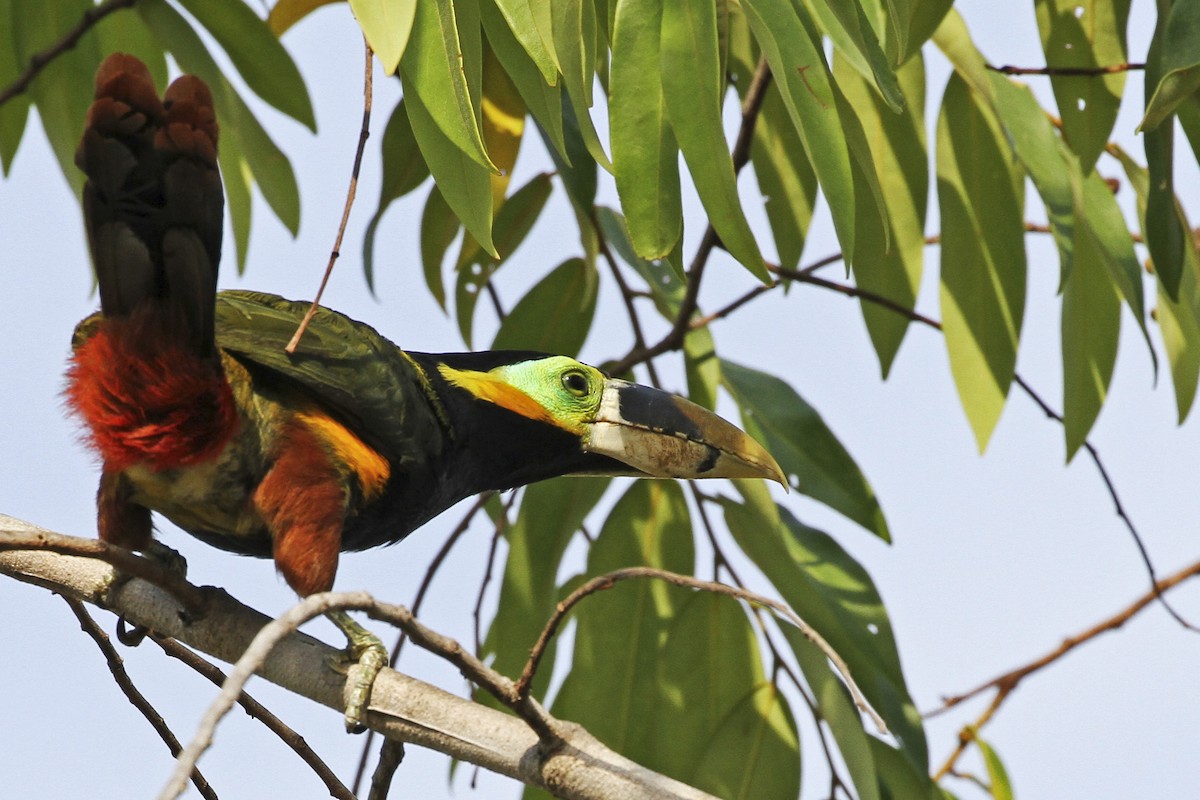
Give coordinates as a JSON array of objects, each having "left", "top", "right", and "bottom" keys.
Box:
[{"left": 617, "top": 385, "right": 703, "bottom": 440}]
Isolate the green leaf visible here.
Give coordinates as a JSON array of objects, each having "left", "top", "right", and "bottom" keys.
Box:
[
  {"left": 937, "top": 72, "right": 1026, "bottom": 452},
  {"left": 363, "top": 99, "right": 430, "bottom": 290},
  {"left": 349, "top": 0, "right": 416, "bottom": 74},
  {"left": 1144, "top": 11, "right": 1187, "bottom": 301},
  {"left": 654, "top": 593, "right": 765, "bottom": 781},
  {"left": 809, "top": 0, "right": 904, "bottom": 112},
  {"left": 931, "top": 9, "right": 996, "bottom": 111},
  {"left": 456, "top": 172, "right": 554, "bottom": 343},
  {"left": 1062, "top": 214, "right": 1119, "bottom": 460},
  {"left": 216, "top": 126, "right": 253, "bottom": 272},
  {"left": 139, "top": 0, "right": 301, "bottom": 235},
  {"left": 400, "top": 0, "right": 497, "bottom": 174},
  {"left": 1114, "top": 144, "right": 1200, "bottom": 421},
  {"left": 610, "top": 0, "right": 682, "bottom": 259},
  {"left": 176, "top": 0, "right": 316, "bottom": 130},
  {"left": 1034, "top": 0, "right": 1130, "bottom": 171},
  {"left": 483, "top": 477, "right": 609, "bottom": 701},
  {"left": 480, "top": 0, "right": 566, "bottom": 160},
  {"left": 691, "top": 683, "right": 801, "bottom": 800},
  {"left": 837, "top": 51, "right": 927, "bottom": 377},
  {"left": 742, "top": 0, "right": 857, "bottom": 263},
  {"left": 492, "top": 0, "right": 559, "bottom": 85},
  {"left": 11, "top": 0, "right": 101, "bottom": 197},
  {"left": 869, "top": 737, "right": 938, "bottom": 799},
  {"left": 900, "top": 0, "right": 954, "bottom": 64},
  {"left": 492, "top": 258, "right": 597, "bottom": 356},
  {"left": 661, "top": 0, "right": 767, "bottom": 282},
  {"left": 989, "top": 73, "right": 1077, "bottom": 289},
  {"left": 724, "top": 486, "right": 929, "bottom": 778},
  {"left": 721, "top": 360, "right": 889, "bottom": 540},
  {"left": 976, "top": 736, "right": 1015, "bottom": 800},
  {"left": 267, "top": 0, "right": 342, "bottom": 36},
  {"left": 1141, "top": 0, "right": 1200, "bottom": 131},
  {"left": 790, "top": 631, "right": 880, "bottom": 800},
  {"left": 543, "top": 93, "right": 598, "bottom": 213},
  {"left": 0, "top": 0, "right": 31, "bottom": 174},
  {"left": 729, "top": 9, "right": 816, "bottom": 273},
  {"left": 421, "top": 185, "right": 460, "bottom": 313},
  {"left": 595, "top": 206, "right": 686, "bottom": 320},
  {"left": 404, "top": 80, "right": 495, "bottom": 256},
  {"left": 684, "top": 328, "right": 720, "bottom": 410},
  {"left": 549, "top": 481, "right": 693, "bottom": 764},
  {"left": 552, "top": 0, "right": 610, "bottom": 171}
]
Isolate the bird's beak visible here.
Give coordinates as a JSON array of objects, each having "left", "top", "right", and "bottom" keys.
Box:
[{"left": 584, "top": 379, "right": 786, "bottom": 486}]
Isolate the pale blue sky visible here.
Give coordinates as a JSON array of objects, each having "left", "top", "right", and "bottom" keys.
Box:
[{"left": 2, "top": 2, "right": 1198, "bottom": 798}]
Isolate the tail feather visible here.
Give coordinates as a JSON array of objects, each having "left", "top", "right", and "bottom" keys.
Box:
[{"left": 76, "top": 53, "right": 223, "bottom": 357}]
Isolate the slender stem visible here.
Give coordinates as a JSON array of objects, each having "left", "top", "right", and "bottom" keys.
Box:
[
  {"left": 987, "top": 62, "right": 1145, "bottom": 76},
  {"left": 0, "top": 0, "right": 138, "bottom": 110},
  {"left": 286, "top": 39, "right": 374, "bottom": 353}
]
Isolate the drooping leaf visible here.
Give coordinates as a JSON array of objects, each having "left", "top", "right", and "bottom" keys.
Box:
[
  {"left": 1140, "top": 0, "right": 1200, "bottom": 131},
  {"left": 267, "top": 0, "right": 342, "bottom": 36},
  {"left": 0, "top": 0, "right": 31, "bottom": 174},
  {"left": 989, "top": 73, "right": 1077, "bottom": 289},
  {"left": 937, "top": 72, "right": 1026, "bottom": 452},
  {"left": 1034, "top": 0, "right": 1131, "bottom": 172},
  {"left": 492, "top": 0, "right": 560, "bottom": 85},
  {"left": 177, "top": 0, "right": 316, "bottom": 130},
  {"left": 721, "top": 360, "right": 889, "bottom": 540},
  {"left": 456, "top": 172, "right": 553, "bottom": 343},
  {"left": 790, "top": 631, "right": 881, "bottom": 800},
  {"left": 363, "top": 99, "right": 430, "bottom": 289},
  {"left": 728, "top": 9, "right": 816, "bottom": 273},
  {"left": 1143, "top": 11, "right": 1186, "bottom": 300},
  {"left": 483, "top": 477, "right": 610, "bottom": 702},
  {"left": 491, "top": 258, "right": 597, "bottom": 356},
  {"left": 610, "top": 0, "right": 682, "bottom": 259},
  {"left": 837, "top": 51, "right": 927, "bottom": 377},
  {"left": 900, "top": 0, "right": 954, "bottom": 64},
  {"left": 400, "top": 0, "right": 497, "bottom": 173},
  {"left": 421, "top": 185, "right": 460, "bottom": 313},
  {"left": 684, "top": 328, "right": 720, "bottom": 411},
  {"left": 404, "top": 79, "right": 495, "bottom": 256},
  {"left": 216, "top": 125, "right": 253, "bottom": 272},
  {"left": 661, "top": 0, "right": 766, "bottom": 281},
  {"left": 724, "top": 485, "right": 929, "bottom": 778},
  {"left": 809, "top": 0, "right": 904, "bottom": 112},
  {"left": 931, "top": 9, "right": 996, "bottom": 111},
  {"left": 11, "top": 0, "right": 101, "bottom": 197},
  {"left": 976, "top": 736, "right": 1015, "bottom": 800},
  {"left": 548, "top": 481, "right": 693, "bottom": 769},
  {"left": 551, "top": 0, "right": 610, "bottom": 170},
  {"left": 742, "top": 0, "right": 857, "bottom": 263},
  {"left": 348, "top": 0, "right": 416, "bottom": 74},
  {"left": 480, "top": 0, "right": 566, "bottom": 159},
  {"left": 595, "top": 206, "right": 686, "bottom": 320},
  {"left": 1062, "top": 214, "right": 1120, "bottom": 460},
  {"left": 542, "top": 93, "right": 597, "bottom": 214},
  {"left": 654, "top": 593, "right": 766, "bottom": 782},
  {"left": 690, "top": 683, "right": 801, "bottom": 800}
]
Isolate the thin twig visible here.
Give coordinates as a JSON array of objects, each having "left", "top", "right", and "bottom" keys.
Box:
[
  {"left": 474, "top": 491, "right": 517, "bottom": 657},
  {"left": 149, "top": 633, "right": 355, "bottom": 800},
  {"left": 514, "top": 566, "right": 887, "bottom": 734},
  {"left": 596, "top": 227, "right": 661, "bottom": 386},
  {"left": 0, "top": 0, "right": 138, "bottom": 110},
  {"left": 367, "top": 739, "right": 405, "bottom": 800},
  {"left": 63, "top": 598, "right": 218, "bottom": 800},
  {"left": 286, "top": 38, "right": 374, "bottom": 353},
  {"left": 987, "top": 62, "right": 1145, "bottom": 76},
  {"left": 351, "top": 491, "right": 494, "bottom": 797},
  {"left": 929, "top": 559, "right": 1200, "bottom": 780}
]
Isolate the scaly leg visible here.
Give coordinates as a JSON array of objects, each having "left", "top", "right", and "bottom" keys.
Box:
[{"left": 326, "top": 609, "right": 388, "bottom": 732}]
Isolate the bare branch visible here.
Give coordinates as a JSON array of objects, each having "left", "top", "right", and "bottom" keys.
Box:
[
  {"left": 987, "top": 62, "right": 1145, "bottom": 76},
  {"left": 149, "top": 633, "right": 355, "bottom": 800},
  {"left": 287, "top": 38, "right": 374, "bottom": 353},
  {"left": 514, "top": 565, "right": 887, "bottom": 734},
  {"left": 0, "top": 0, "right": 138, "bottom": 110},
  {"left": 64, "top": 598, "right": 218, "bottom": 800}
]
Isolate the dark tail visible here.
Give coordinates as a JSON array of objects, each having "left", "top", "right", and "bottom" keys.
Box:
[{"left": 75, "top": 53, "right": 223, "bottom": 357}]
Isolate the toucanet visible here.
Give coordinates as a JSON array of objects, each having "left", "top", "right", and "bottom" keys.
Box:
[{"left": 66, "top": 53, "right": 785, "bottom": 730}]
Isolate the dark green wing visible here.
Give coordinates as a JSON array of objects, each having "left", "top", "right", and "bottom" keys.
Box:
[{"left": 214, "top": 290, "right": 446, "bottom": 466}]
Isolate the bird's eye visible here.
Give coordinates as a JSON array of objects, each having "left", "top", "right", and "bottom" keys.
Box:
[{"left": 561, "top": 369, "right": 590, "bottom": 397}]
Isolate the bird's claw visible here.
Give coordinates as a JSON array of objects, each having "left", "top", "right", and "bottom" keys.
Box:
[{"left": 326, "top": 609, "right": 387, "bottom": 733}]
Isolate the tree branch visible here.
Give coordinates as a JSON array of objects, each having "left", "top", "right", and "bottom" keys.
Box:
[
  {"left": 0, "top": 515, "right": 718, "bottom": 800},
  {"left": 986, "top": 62, "right": 1144, "bottom": 76}
]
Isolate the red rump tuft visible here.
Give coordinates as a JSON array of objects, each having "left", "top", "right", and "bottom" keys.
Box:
[{"left": 66, "top": 313, "right": 238, "bottom": 471}]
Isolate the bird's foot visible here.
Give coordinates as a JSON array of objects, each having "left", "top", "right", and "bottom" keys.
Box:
[{"left": 326, "top": 609, "right": 387, "bottom": 733}]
